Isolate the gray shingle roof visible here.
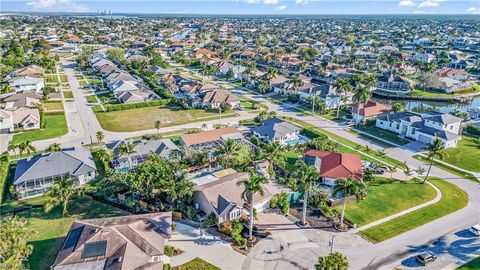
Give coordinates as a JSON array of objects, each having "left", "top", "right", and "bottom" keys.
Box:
[{"left": 252, "top": 118, "right": 301, "bottom": 140}]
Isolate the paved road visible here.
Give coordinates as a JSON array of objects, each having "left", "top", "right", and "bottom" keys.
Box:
[{"left": 238, "top": 90, "right": 480, "bottom": 270}]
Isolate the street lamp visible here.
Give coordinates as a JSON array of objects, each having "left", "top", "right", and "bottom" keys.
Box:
[{"left": 328, "top": 234, "right": 336, "bottom": 254}]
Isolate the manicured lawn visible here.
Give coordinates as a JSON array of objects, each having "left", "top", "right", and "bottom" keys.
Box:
[
  {"left": 413, "top": 154, "right": 478, "bottom": 183},
  {"left": 42, "top": 101, "right": 64, "bottom": 112},
  {"left": 79, "top": 80, "right": 89, "bottom": 87},
  {"left": 335, "top": 178, "right": 437, "bottom": 226},
  {"left": 410, "top": 88, "right": 454, "bottom": 98},
  {"left": 353, "top": 124, "right": 410, "bottom": 146},
  {"left": 173, "top": 257, "right": 220, "bottom": 270},
  {"left": 443, "top": 135, "right": 480, "bottom": 173},
  {"left": 85, "top": 94, "right": 98, "bottom": 103},
  {"left": 63, "top": 91, "right": 73, "bottom": 99},
  {"left": 95, "top": 106, "right": 239, "bottom": 132},
  {"left": 45, "top": 74, "right": 59, "bottom": 84},
  {"left": 284, "top": 150, "right": 301, "bottom": 170},
  {"left": 360, "top": 178, "right": 468, "bottom": 243},
  {"left": 6, "top": 196, "right": 129, "bottom": 270},
  {"left": 458, "top": 257, "right": 480, "bottom": 270},
  {"left": 59, "top": 74, "right": 68, "bottom": 83},
  {"left": 11, "top": 114, "right": 68, "bottom": 144}
]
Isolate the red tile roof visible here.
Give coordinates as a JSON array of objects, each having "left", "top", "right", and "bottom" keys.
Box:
[
  {"left": 304, "top": 149, "right": 362, "bottom": 180},
  {"left": 352, "top": 101, "right": 392, "bottom": 117}
]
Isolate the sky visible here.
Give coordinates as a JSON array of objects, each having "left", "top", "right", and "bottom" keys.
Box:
[{"left": 1, "top": 0, "right": 479, "bottom": 15}]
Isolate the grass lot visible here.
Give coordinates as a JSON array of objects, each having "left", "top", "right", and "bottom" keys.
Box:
[
  {"left": 410, "top": 88, "right": 454, "bottom": 98},
  {"left": 353, "top": 124, "right": 410, "bottom": 146},
  {"left": 95, "top": 106, "right": 239, "bottom": 132},
  {"left": 443, "top": 135, "right": 480, "bottom": 173},
  {"left": 173, "top": 257, "right": 220, "bottom": 270},
  {"left": 413, "top": 154, "right": 479, "bottom": 183},
  {"left": 45, "top": 74, "right": 59, "bottom": 84},
  {"left": 42, "top": 101, "right": 64, "bottom": 112},
  {"left": 360, "top": 177, "right": 468, "bottom": 243},
  {"left": 3, "top": 196, "right": 129, "bottom": 270},
  {"left": 79, "top": 80, "right": 89, "bottom": 87},
  {"left": 284, "top": 150, "right": 302, "bottom": 170},
  {"left": 128, "top": 128, "right": 201, "bottom": 140},
  {"left": 335, "top": 178, "right": 437, "bottom": 226},
  {"left": 59, "top": 74, "right": 68, "bottom": 83},
  {"left": 11, "top": 114, "right": 68, "bottom": 144},
  {"left": 63, "top": 91, "right": 73, "bottom": 99},
  {"left": 85, "top": 95, "right": 98, "bottom": 103},
  {"left": 458, "top": 257, "right": 480, "bottom": 270}
]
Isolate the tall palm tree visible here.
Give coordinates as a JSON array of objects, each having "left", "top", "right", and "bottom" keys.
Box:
[
  {"left": 237, "top": 174, "right": 267, "bottom": 240},
  {"left": 7, "top": 144, "right": 18, "bottom": 158},
  {"left": 264, "top": 141, "right": 283, "bottom": 173},
  {"left": 96, "top": 131, "right": 105, "bottom": 143},
  {"left": 96, "top": 148, "right": 113, "bottom": 165},
  {"left": 257, "top": 78, "right": 270, "bottom": 94},
  {"left": 119, "top": 142, "right": 136, "bottom": 169},
  {"left": 48, "top": 143, "right": 62, "bottom": 152},
  {"left": 333, "top": 176, "right": 367, "bottom": 230},
  {"left": 421, "top": 137, "right": 447, "bottom": 184},
  {"left": 294, "top": 160, "right": 320, "bottom": 226},
  {"left": 265, "top": 67, "right": 278, "bottom": 80},
  {"left": 287, "top": 76, "right": 304, "bottom": 96},
  {"left": 352, "top": 86, "right": 372, "bottom": 126},
  {"left": 44, "top": 177, "right": 85, "bottom": 216},
  {"left": 214, "top": 139, "right": 241, "bottom": 168},
  {"left": 333, "top": 78, "right": 352, "bottom": 119}
]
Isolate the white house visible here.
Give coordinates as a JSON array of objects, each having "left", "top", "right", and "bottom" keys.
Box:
[
  {"left": 251, "top": 118, "right": 301, "bottom": 146},
  {"left": 10, "top": 76, "right": 45, "bottom": 93},
  {"left": 0, "top": 110, "right": 14, "bottom": 133}
]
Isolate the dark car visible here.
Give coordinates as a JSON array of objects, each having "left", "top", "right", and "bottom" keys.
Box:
[{"left": 416, "top": 252, "right": 437, "bottom": 265}]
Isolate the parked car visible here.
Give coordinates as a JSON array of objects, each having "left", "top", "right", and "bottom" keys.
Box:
[
  {"left": 416, "top": 252, "right": 437, "bottom": 265},
  {"left": 469, "top": 224, "right": 480, "bottom": 236}
]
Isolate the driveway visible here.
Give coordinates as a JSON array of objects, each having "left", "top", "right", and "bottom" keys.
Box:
[
  {"left": 169, "top": 222, "right": 246, "bottom": 270},
  {"left": 404, "top": 141, "right": 428, "bottom": 153},
  {"left": 255, "top": 211, "right": 299, "bottom": 234}
]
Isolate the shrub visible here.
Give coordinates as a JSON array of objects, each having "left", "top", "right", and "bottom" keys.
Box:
[
  {"left": 104, "top": 99, "right": 170, "bottom": 112},
  {"left": 229, "top": 220, "right": 243, "bottom": 237},
  {"left": 465, "top": 125, "right": 480, "bottom": 137},
  {"left": 204, "top": 213, "right": 218, "bottom": 227},
  {"left": 301, "top": 127, "right": 327, "bottom": 139},
  {"left": 0, "top": 154, "right": 10, "bottom": 203},
  {"left": 171, "top": 223, "right": 176, "bottom": 231},
  {"left": 164, "top": 245, "right": 175, "bottom": 256},
  {"left": 163, "top": 263, "right": 172, "bottom": 270},
  {"left": 232, "top": 234, "right": 247, "bottom": 246},
  {"left": 269, "top": 195, "right": 278, "bottom": 209},
  {"left": 277, "top": 192, "right": 290, "bottom": 215}
]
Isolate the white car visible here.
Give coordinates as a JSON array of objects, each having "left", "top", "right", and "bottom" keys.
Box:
[{"left": 469, "top": 224, "right": 480, "bottom": 236}]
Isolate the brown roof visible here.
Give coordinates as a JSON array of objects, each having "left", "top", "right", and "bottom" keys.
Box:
[
  {"left": 11, "top": 65, "right": 45, "bottom": 77},
  {"left": 202, "top": 89, "right": 239, "bottom": 104},
  {"left": 181, "top": 127, "right": 239, "bottom": 146}
]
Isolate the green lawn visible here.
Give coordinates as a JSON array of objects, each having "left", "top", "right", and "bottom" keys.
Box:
[
  {"left": 413, "top": 154, "right": 479, "bottom": 183},
  {"left": 353, "top": 125, "right": 410, "bottom": 146},
  {"left": 95, "top": 106, "right": 239, "bottom": 132},
  {"left": 284, "top": 150, "right": 301, "bottom": 170},
  {"left": 458, "top": 257, "right": 480, "bottom": 270},
  {"left": 45, "top": 74, "right": 59, "bottom": 84},
  {"left": 59, "top": 74, "right": 68, "bottom": 83},
  {"left": 63, "top": 91, "right": 73, "bottom": 99},
  {"left": 443, "top": 135, "right": 480, "bottom": 173},
  {"left": 85, "top": 95, "right": 98, "bottom": 103},
  {"left": 6, "top": 196, "right": 129, "bottom": 270},
  {"left": 173, "top": 257, "right": 220, "bottom": 270},
  {"left": 42, "top": 101, "right": 64, "bottom": 112},
  {"left": 335, "top": 178, "right": 436, "bottom": 226},
  {"left": 360, "top": 178, "right": 468, "bottom": 243},
  {"left": 11, "top": 114, "right": 68, "bottom": 144}
]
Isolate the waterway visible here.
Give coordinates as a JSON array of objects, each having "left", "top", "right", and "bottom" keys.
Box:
[{"left": 374, "top": 96, "right": 480, "bottom": 116}]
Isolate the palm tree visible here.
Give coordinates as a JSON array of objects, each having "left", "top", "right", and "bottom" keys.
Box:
[
  {"left": 7, "top": 144, "right": 18, "bottom": 158},
  {"left": 96, "top": 131, "right": 104, "bottom": 143},
  {"left": 332, "top": 78, "right": 352, "bottom": 119},
  {"left": 316, "top": 252, "right": 349, "bottom": 270},
  {"left": 286, "top": 76, "right": 303, "bottom": 95},
  {"left": 237, "top": 174, "right": 267, "bottom": 240},
  {"left": 263, "top": 141, "right": 283, "bottom": 173},
  {"left": 294, "top": 160, "right": 320, "bottom": 226},
  {"left": 333, "top": 176, "right": 367, "bottom": 230},
  {"left": 257, "top": 78, "right": 270, "bottom": 94},
  {"left": 48, "top": 143, "right": 62, "bottom": 152},
  {"left": 44, "top": 177, "right": 85, "bottom": 216},
  {"left": 421, "top": 137, "right": 447, "bottom": 184},
  {"left": 21, "top": 141, "right": 36, "bottom": 156},
  {"left": 154, "top": 120, "right": 161, "bottom": 132},
  {"left": 387, "top": 165, "right": 398, "bottom": 181},
  {"left": 214, "top": 139, "right": 241, "bottom": 168},
  {"left": 403, "top": 164, "right": 414, "bottom": 181},
  {"left": 96, "top": 148, "right": 113, "bottom": 164},
  {"left": 352, "top": 86, "right": 372, "bottom": 126},
  {"left": 119, "top": 142, "right": 136, "bottom": 169},
  {"left": 265, "top": 67, "right": 278, "bottom": 80}
]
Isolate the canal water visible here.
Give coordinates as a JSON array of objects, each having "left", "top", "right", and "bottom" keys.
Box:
[{"left": 374, "top": 96, "right": 480, "bottom": 116}]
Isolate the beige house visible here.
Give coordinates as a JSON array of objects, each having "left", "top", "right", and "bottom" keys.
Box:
[
  {"left": 202, "top": 89, "right": 239, "bottom": 109},
  {"left": 9, "top": 108, "right": 40, "bottom": 131}
]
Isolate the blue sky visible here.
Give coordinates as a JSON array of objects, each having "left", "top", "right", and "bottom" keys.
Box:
[{"left": 2, "top": 0, "right": 479, "bottom": 14}]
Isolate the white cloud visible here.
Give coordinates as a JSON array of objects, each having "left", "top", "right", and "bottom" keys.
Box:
[
  {"left": 264, "top": 0, "right": 279, "bottom": 4},
  {"left": 399, "top": 0, "right": 417, "bottom": 7},
  {"left": 418, "top": 0, "right": 440, "bottom": 8},
  {"left": 26, "top": 0, "right": 89, "bottom": 12},
  {"left": 295, "top": 0, "right": 310, "bottom": 4},
  {"left": 466, "top": 7, "right": 479, "bottom": 13},
  {"left": 274, "top": 5, "right": 287, "bottom": 10}
]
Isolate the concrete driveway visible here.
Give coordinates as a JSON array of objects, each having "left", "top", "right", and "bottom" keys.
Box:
[{"left": 255, "top": 211, "right": 299, "bottom": 234}]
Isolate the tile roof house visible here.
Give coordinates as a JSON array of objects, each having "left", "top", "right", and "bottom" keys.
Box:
[
  {"left": 194, "top": 172, "right": 272, "bottom": 224},
  {"left": 434, "top": 68, "right": 469, "bottom": 81},
  {"left": 201, "top": 89, "right": 239, "bottom": 109},
  {"left": 2, "top": 92, "right": 41, "bottom": 110},
  {"left": 303, "top": 149, "right": 363, "bottom": 187},
  {"left": 10, "top": 65, "right": 45, "bottom": 77},
  {"left": 14, "top": 148, "right": 97, "bottom": 199},
  {"left": 251, "top": 118, "right": 301, "bottom": 146},
  {"left": 180, "top": 127, "right": 244, "bottom": 153},
  {"left": 52, "top": 212, "right": 172, "bottom": 270},
  {"left": 351, "top": 100, "right": 392, "bottom": 123},
  {"left": 10, "top": 107, "right": 40, "bottom": 131},
  {"left": 376, "top": 75, "right": 413, "bottom": 93}
]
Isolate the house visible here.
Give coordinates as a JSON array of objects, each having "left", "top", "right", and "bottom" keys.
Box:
[
  {"left": 194, "top": 48, "right": 218, "bottom": 59},
  {"left": 9, "top": 76, "right": 45, "bottom": 93},
  {"left": 9, "top": 65, "right": 45, "bottom": 77},
  {"left": 410, "top": 53, "right": 435, "bottom": 64},
  {"left": 2, "top": 92, "right": 41, "bottom": 110},
  {"left": 13, "top": 149, "right": 97, "bottom": 199},
  {"left": 194, "top": 172, "right": 272, "bottom": 224},
  {"left": 180, "top": 127, "right": 244, "bottom": 153},
  {"left": 201, "top": 89, "right": 239, "bottom": 109},
  {"left": 9, "top": 107, "right": 40, "bottom": 130},
  {"left": 109, "top": 139, "right": 180, "bottom": 171},
  {"left": 269, "top": 75, "right": 289, "bottom": 93},
  {"left": 0, "top": 110, "right": 14, "bottom": 133},
  {"left": 375, "top": 111, "right": 462, "bottom": 148},
  {"left": 434, "top": 68, "right": 469, "bottom": 81},
  {"left": 52, "top": 212, "right": 172, "bottom": 270},
  {"left": 303, "top": 149, "right": 362, "bottom": 188},
  {"left": 251, "top": 118, "right": 301, "bottom": 146},
  {"left": 116, "top": 90, "right": 155, "bottom": 103},
  {"left": 431, "top": 77, "right": 472, "bottom": 94},
  {"left": 376, "top": 75, "right": 413, "bottom": 93},
  {"left": 352, "top": 101, "right": 392, "bottom": 123}
]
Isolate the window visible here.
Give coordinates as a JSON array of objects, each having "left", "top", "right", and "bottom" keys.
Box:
[{"left": 230, "top": 209, "right": 241, "bottom": 219}]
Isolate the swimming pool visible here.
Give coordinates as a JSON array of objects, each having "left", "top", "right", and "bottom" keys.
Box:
[{"left": 284, "top": 135, "right": 310, "bottom": 146}]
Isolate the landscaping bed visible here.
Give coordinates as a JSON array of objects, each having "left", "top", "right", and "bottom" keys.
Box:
[
  {"left": 173, "top": 257, "right": 220, "bottom": 270},
  {"left": 289, "top": 204, "right": 338, "bottom": 231}
]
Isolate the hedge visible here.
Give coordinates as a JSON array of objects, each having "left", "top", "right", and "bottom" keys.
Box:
[
  {"left": 104, "top": 99, "right": 171, "bottom": 112},
  {"left": 301, "top": 127, "right": 328, "bottom": 139},
  {"left": 465, "top": 125, "right": 480, "bottom": 137},
  {"left": 0, "top": 154, "right": 10, "bottom": 203}
]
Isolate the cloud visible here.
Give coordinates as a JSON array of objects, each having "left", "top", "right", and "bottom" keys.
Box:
[
  {"left": 466, "top": 7, "right": 479, "bottom": 12},
  {"left": 245, "top": 0, "right": 279, "bottom": 4},
  {"left": 418, "top": 0, "right": 440, "bottom": 8},
  {"left": 295, "top": 0, "right": 310, "bottom": 4},
  {"left": 26, "top": 0, "right": 89, "bottom": 12},
  {"left": 274, "top": 5, "right": 287, "bottom": 10},
  {"left": 399, "top": 0, "right": 417, "bottom": 7}
]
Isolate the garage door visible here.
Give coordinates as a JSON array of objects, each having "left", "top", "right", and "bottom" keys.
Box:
[
  {"left": 254, "top": 198, "right": 271, "bottom": 212},
  {"left": 417, "top": 134, "right": 432, "bottom": 143}
]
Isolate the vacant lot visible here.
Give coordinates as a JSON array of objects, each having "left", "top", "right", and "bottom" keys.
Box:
[
  {"left": 11, "top": 114, "right": 68, "bottom": 144},
  {"left": 95, "top": 106, "right": 239, "bottom": 132},
  {"left": 443, "top": 135, "right": 480, "bottom": 173},
  {"left": 42, "top": 101, "right": 64, "bottom": 112},
  {"left": 63, "top": 91, "right": 73, "bottom": 99},
  {"left": 335, "top": 178, "right": 436, "bottom": 226},
  {"left": 360, "top": 178, "right": 468, "bottom": 243}
]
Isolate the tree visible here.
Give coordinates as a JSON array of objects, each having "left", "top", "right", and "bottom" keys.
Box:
[
  {"left": 214, "top": 139, "right": 241, "bottom": 168},
  {"left": 41, "top": 86, "right": 55, "bottom": 100},
  {"left": 237, "top": 174, "right": 267, "bottom": 240},
  {"left": 315, "top": 252, "right": 349, "bottom": 270},
  {"left": 387, "top": 165, "right": 398, "bottom": 181},
  {"left": 18, "top": 141, "right": 36, "bottom": 156},
  {"left": 96, "top": 148, "right": 113, "bottom": 165},
  {"left": 7, "top": 144, "right": 18, "bottom": 157},
  {"left": 47, "top": 143, "right": 62, "bottom": 152},
  {"left": 333, "top": 78, "right": 352, "bottom": 119},
  {"left": 265, "top": 67, "right": 278, "bottom": 80},
  {"left": 96, "top": 131, "right": 105, "bottom": 143},
  {"left": 0, "top": 217, "right": 34, "bottom": 270},
  {"left": 293, "top": 160, "right": 320, "bottom": 226},
  {"left": 352, "top": 86, "right": 372, "bottom": 126},
  {"left": 119, "top": 142, "right": 136, "bottom": 169},
  {"left": 44, "top": 178, "right": 85, "bottom": 216},
  {"left": 219, "top": 102, "right": 232, "bottom": 112},
  {"left": 392, "top": 102, "right": 405, "bottom": 113},
  {"left": 225, "top": 68, "right": 235, "bottom": 80},
  {"left": 263, "top": 141, "right": 284, "bottom": 172},
  {"left": 422, "top": 137, "right": 447, "bottom": 184},
  {"left": 1, "top": 83, "right": 14, "bottom": 94},
  {"left": 155, "top": 120, "right": 161, "bottom": 131},
  {"left": 333, "top": 176, "right": 367, "bottom": 230},
  {"left": 403, "top": 162, "right": 414, "bottom": 181},
  {"left": 107, "top": 48, "right": 125, "bottom": 62}
]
